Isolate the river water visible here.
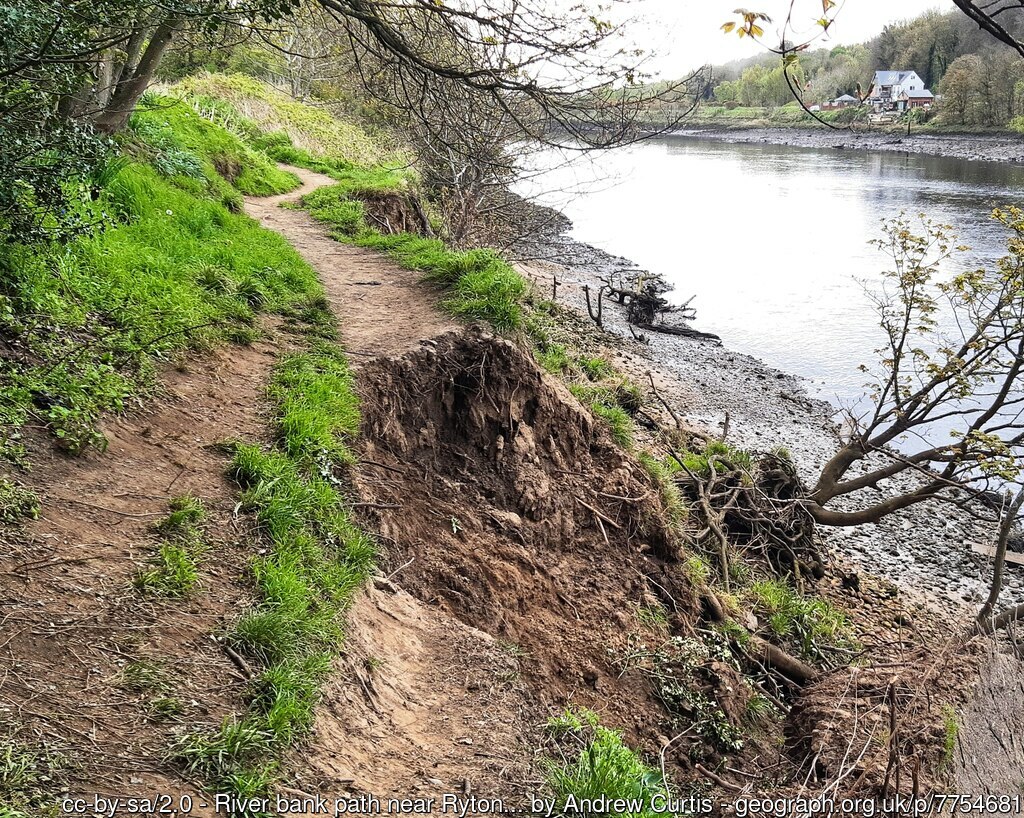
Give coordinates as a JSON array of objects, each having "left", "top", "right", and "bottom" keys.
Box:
[{"left": 521, "top": 136, "right": 1024, "bottom": 409}]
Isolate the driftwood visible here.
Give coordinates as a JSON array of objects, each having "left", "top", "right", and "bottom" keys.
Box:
[
  {"left": 636, "top": 322, "right": 721, "bottom": 343},
  {"left": 596, "top": 269, "right": 719, "bottom": 341}
]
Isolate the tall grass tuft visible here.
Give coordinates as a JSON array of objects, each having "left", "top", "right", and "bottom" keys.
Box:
[{"left": 545, "top": 709, "right": 669, "bottom": 818}]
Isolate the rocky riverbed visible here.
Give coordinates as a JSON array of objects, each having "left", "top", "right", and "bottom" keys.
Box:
[
  {"left": 675, "top": 125, "right": 1024, "bottom": 163},
  {"left": 516, "top": 224, "right": 1024, "bottom": 616}
]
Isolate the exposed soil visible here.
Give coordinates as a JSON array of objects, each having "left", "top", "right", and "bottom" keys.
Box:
[
  {"left": 289, "top": 581, "right": 539, "bottom": 800},
  {"left": 350, "top": 330, "right": 694, "bottom": 720},
  {"left": 0, "top": 331, "right": 290, "bottom": 800}
]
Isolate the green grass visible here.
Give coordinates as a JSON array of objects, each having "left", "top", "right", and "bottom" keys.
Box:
[
  {"left": 670, "top": 440, "right": 753, "bottom": 478},
  {"left": 535, "top": 341, "right": 573, "bottom": 374},
  {"left": 172, "top": 343, "right": 372, "bottom": 800},
  {"left": 635, "top": 603, "right": 668, "bottom": 629},
  {"left": 580, "top": 356, "right": 613, "bottom": 381},
  {"left": 171, "top": 73, "right": 399, "bottom": 169},
  {"left": 269, "top": 343, "right": 359, "bottom": 467},
  {"left": 135, "top": 542, "right": 201, "bottom": 597},
  {"left": 569, "top": 383, "right": 635, "bottom": 447},
  {"left": 0, "top": 480, "right": 39, "bottom": 524},
  {"left": 637, "top": 452, "right": 688, "bottom": 534},
  {"left": 941, "top": 704, "right": 958, "bottom": 768},
  {"left": 545, "top": 709, "right": 669, "bottom": 818},
  {"left": 0, "top": 738, "right": 62, "bottom": 818},
  {"left": 155, "top": 495, "right": 206, "bottom": 536},
  {"left": 132, "top": 95, "right": 300, "bottom": 197},
  {"left": 121, "top": 658, "right": 174, "bottom": 694},
  {"left": 121, "top": 657, "right": 185, "bottom": 723},
  {"left": 135, "top": 497, "right": 207, "bottom": 597},
  {"left": 748, "top": 579, "right": 855, "bottom": 665},
  {"left": 682, "top": 554, "right": 711, "bottom": 586},
  {"left": 0, "top": 149, "right": 322, "bottom": 459},
  {"left": 303, "top": 186, "right": 526, "bottom": 331}
]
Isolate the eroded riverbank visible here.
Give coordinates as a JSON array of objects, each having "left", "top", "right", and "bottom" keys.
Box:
[{"left": 517, "top": 226, "right": 1022, "bottom": 614}]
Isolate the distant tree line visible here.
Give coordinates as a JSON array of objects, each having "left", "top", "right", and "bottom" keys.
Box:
[{"left": 707, "top": 8, "right": 1024, "bottom": 128}]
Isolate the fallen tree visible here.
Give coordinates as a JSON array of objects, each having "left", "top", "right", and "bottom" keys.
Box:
[
  {"left": 583, "top": 269, "right": 721, "bottom": 341},
  {"left": 666, "top": 210, "right": 1024, "bottom": 587}
]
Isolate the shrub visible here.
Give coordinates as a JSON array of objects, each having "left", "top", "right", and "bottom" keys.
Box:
[{"left": 545, "top": 710, "right": 668, "bottom": 818}]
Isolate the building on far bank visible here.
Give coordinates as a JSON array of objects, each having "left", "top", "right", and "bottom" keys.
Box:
[
  {"left": 819, "top": 94, "right": 860, "bottom": 111},
  {"left": 898, "top": 88, "right": 935, "bottom": 109},
  {"left": 866, "top": 70, "right": 933, "bottom": 113}
]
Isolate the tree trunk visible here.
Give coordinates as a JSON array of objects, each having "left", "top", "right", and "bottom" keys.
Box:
[
  {"left": 807, "top": 482, "right": 943, "bottom": 527},
  {"left": 93, "top": 16, "right": 183, "bottom": 133},
  {"left": 113, "top": 21, "right": 151, "bottom": 91},
  {"left": 95, "top": 50, "right": 114, "bottom": 108},
  {"left": 976, "top": 488, "right": 1024, "bottom": 630}
]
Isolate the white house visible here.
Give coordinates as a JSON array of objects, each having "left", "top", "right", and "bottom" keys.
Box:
[{"left": 866, "top": 70, "right": 933, "bottom": 112}]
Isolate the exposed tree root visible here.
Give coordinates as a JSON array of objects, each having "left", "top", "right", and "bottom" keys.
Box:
[{"left": 674, "top": 447, "right": 825, "bottom": 583}]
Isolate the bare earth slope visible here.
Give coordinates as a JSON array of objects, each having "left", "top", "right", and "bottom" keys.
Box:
[{"left": 0, "top": 335, "right": 289, "bottom": 797}]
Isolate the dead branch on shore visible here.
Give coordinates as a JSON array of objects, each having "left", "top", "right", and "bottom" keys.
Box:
[
  {"left": 636, "top": 322, "right": 722, "bottom": 343},
  {"left": 582, "top": 284, "right": 604, "bottom": 328},
  {"left": 598, "top": 269, "right": 723, "bottom": 342},
  {"left": 647, "top": 371, "right": 682, "bottom": 430}
]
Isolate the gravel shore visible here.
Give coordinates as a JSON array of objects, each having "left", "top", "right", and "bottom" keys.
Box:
[
  {"left": 518, "top": 227, "right": 1022, "bottom": 615},
  {"left": 675, "top": 125, "right": 1024, "bottom": 163}
]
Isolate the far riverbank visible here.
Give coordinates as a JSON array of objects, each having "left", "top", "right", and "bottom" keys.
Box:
[{"left": 674, "top": 125, "right": 1024, "bottom": 163}]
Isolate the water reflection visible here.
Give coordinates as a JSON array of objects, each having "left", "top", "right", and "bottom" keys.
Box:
[{"left": 521, "top": 136, "right": 1024, "bottom": 410}]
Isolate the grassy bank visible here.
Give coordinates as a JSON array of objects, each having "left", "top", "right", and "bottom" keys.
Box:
[
  {"left": 170, "top": 73, "right": 399, "bottom": 169},
  {"left": 0, "top": 98, "right": 317, "bottom": 463},
  {"left": 163, "top": 74, "right": 529, "bottom": 333},
  {"left": 0, "top": 86, "right": 378, "bottom": 810}
]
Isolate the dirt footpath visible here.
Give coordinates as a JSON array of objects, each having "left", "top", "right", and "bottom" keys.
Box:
[{"left": 244, "top": 168, "right": 456, "bottom": 357}]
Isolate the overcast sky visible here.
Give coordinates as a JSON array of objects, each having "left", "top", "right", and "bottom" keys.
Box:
[{"left": 623, "top": 0, "right": 956, "bottom": 78}]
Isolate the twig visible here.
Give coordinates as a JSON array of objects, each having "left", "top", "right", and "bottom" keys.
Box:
[
  {"left": 387, "top": 556, "right": 415, "bottom": 580},
  {"left": 220, "top": 642, "right": 254, "bottom": 680},
  {"left": 694, "top": 763, "right": 743, "bottom": 793},
  {"left": 647, "top": 371, "right": 681, "bottom": 430},
  {"left": 574, "top": 497, "right": 622, "bottom": 529}
]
